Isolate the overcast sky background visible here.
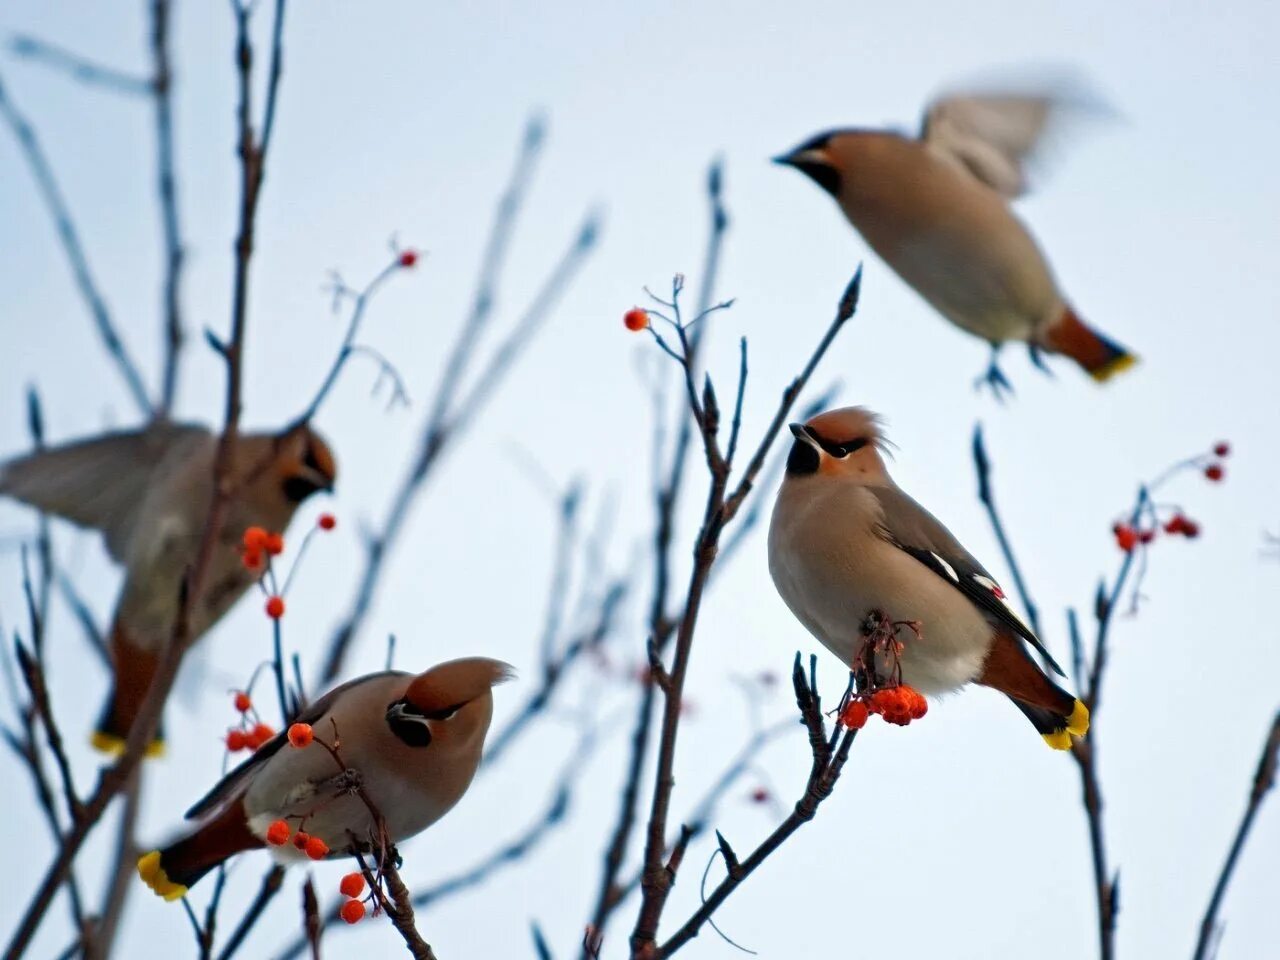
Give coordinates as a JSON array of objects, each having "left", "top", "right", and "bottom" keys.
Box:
[{"left": 1, "top": 2, "right": 1278, "bottom": 958}]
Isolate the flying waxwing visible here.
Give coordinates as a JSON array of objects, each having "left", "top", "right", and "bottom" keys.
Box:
[
  {"left": 775, "top": 88, "right": 1137, "bottom": 390},
  {"left": 0, "top": 422, "right": 336, "bottom": 756},
  {"left": 768, "top": 407, "right": 1088, "bottom": 749},
  {"left": 137, "top": 657, "right": 514, "bottom": 900}
]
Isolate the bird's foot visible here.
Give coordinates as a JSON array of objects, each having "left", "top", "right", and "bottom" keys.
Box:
[
  {"left": 974, "top": 351, "right": 1015, "bottom": 402},
  {"left": 1028, "top": 342, "right": 1055, "bottom": 378}
]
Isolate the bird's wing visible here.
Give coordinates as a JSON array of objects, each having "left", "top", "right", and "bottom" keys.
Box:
[
  {"left": 866, "top": 484, "right": 1064, "bottom": 676},
  {"left": 921, "top": 93, "right": 1063, "bottom": 198},
  {"left": 0, "top": 423, "right": 210, "bottom": 561},
  {"left": 184, "top": 672, "right": 408, "bottom": 821}
]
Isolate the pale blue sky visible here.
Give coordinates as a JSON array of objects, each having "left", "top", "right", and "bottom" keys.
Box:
[{"left": 1, "top": 2, "right": 1277, "bottom": 958}]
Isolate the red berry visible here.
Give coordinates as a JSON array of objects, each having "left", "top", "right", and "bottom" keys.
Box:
[
  {"left": 1113, "top": 524, "right": 1138, "bottom": 552},
  {"left": 265, "top": 595, "right": 285, "bottom": 619},
  {"left": 340, "top": 899, "right": 365, "bottom": 924},
  {"left": 623, "top": 307, "right": 649, "bottom": 332},
  {"left": 869, "top": 689, "right": 897, "bottom": 715},
  {"left": 1204, "top": 464, "right": 1224, "bottom": 482},
  {"left": 225, "top": 729, "right": 248, "bottom": 752},
  {"left": 398, "top": 249, "right": 418, "bottom": 269},
  {"left": 249, "top": 723, "right": 275, "bottom": 749},
  {"left": 243, "top": 526, "right": 269, "bottom": 550},
  {"left": 339, "top": 872, "right": 365, "bottom": 899},
  {"left": 233, "top": 691, "right": 252, "bottom": 713},
  {"left": 840, "top": 701, "right": 870, "bottom": 730},
  {"left": 242, "top": 547, "right": 264, "bottom": 573},
  {"left": 1182, "top": 520, "right": 1201, "bottom": 539},
  {"left": 1138, "top": 529, "right": 1156, "bottom": 544},
  {"left": 749, "top": 787, "right": 769, "bottom": 804},
  {"left": 1164, "top": 515, "right": 1187, "bottom": 535},
  {"left": 287, "top": 723, "right": 314, "bottom": 749},
  {"left": 265, "top": 820, "right": 290, "bottom": 845},
  {"left": 1213, "top": 442, "right": 1230, "bottom": 457},
  {"left": 292, "top": 831, "right": 311, "bottom": 851},
  {"left": 318, "top": 513, "right": 336, "bottom": 531},
  {"left": 264, "top": 532, "right": 285, "bottom": 557},
  {"left": 304, "top": 836, "right": 330, "bottom": 861}
]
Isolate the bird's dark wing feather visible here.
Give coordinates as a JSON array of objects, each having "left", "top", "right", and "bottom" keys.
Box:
[
  {"left": 184, "top": 671, "right": 408, "bottom": 821},
  {"left": 866, "top": 485, "right": 1064, "bottom": 676}
]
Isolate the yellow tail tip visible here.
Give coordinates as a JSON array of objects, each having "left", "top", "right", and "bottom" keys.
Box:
[
  {"left": 1090, "top": 352, "right": 1138, "bottom": 383},
  {"left": 91, "top": 730, "right": 165, "bottom": 759},
  {"left": 1067, "top": 699, "right": 1091, "bottom": 737},
  {"left": 137, "top": 851, "right": 187, "bottom": 902},
  {"left": 1042, "top": 729, "right": 1073, "bottom": 751}
]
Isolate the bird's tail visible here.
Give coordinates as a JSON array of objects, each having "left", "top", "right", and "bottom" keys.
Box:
[
  {"left": 1010, "top": 695, "right": 1091, "bottom": 751},
  {"left": 978, "top": 632, "right": 1089, "bottom": 751},
  {"left": 138, "top": 799, "right": 261, "bottom": 900},
  {"left": 1040, "top": 307, "right": 1137, "bottom": 382},
  {"left": 91, "top": 623, "right": 165, "bottom": 759}
]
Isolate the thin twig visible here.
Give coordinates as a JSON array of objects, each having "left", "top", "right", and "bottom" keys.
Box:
[
  {"left": 0, "top": 70, "right": 152, "bottom": 416},
  {"left": 317, "top": 134, "right": 599, "bottom": 684},
  {"left": 215, "top": 866, "right": 287, "bottom": 960},
  {"left": 9, "top": 35, "right": 151, "bottom": 95},
  {"left": 655, "top": 656, "right": 859, "bottom": 957},
  {"left": 302, "top": 875, "right": 322, "bottom": 960},
  {"left": 150, "top": 0, "right": 186, "bottom": 417},
  {"left": 971, "top": 424, "right": 1042, "bottom": 638},
  {"left": 89, "top": 767, "right": 145, "bottom": 958},
  {"left": 1192, "top": 710, "right": 1280, "bottom": 960}
]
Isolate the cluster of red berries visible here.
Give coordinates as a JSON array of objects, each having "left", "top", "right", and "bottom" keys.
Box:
[
  {"left": 225, "top": 692, "right": 277, "bottom": 752},
  {"left": 1110, "top": 442, "right": 1228, "bottom": 552},
  {"left": 1113, "top": 512, "right": 1203, "bottom": 552},
  {"left": 264, "top": 819, "right": 330, "bottom": 860},
  {"left": 242, "top": 526, "right": 284, "bottom": 574},
  {"left": 339, "top": 872, "right": 367, "bottom": 924},
  {"left": 623, "top": 307, "right": 650, "bottom": 332},
  {"left": 838, "top": 684, "right": 928, "bottom": 729}
]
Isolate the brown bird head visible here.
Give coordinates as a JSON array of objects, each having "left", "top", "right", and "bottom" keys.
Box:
[
  {"left": 274, "top": 425, "right": 337, "bottom": 504},
  {"left": 775, "top": 130, "right": 899, "bottom": 202},
  {"left": 775, "top": 130, "right": 845, "bottom": 197},
  {"left": 385, "top": 658, "right": 515, "bottom": 749},
  {"left": 786, "top": 406, "right": 891, "bottom": 483}
]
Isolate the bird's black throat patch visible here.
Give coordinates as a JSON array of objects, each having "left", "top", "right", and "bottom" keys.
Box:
[{"left": 786, "top": 438, "right": 820, "bottom": 476}]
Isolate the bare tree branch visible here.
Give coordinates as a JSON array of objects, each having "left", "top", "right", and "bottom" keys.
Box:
[
  {"left": 3, "top": 5, "right": 289, "bottom": 953},
  {"left": 215, "top": 866, "right": 287, "bottom": 960},
  {"left": 1192, "top": 710, "right": 1280, "bottom": 960},
  {"left": 8, "top": 35, "right": 151, "bottom": 95},
  {"left": 150, "top": 0, "right": 187, "bottom": 417},
  {"left": 0, "top": 70, "right": 153, "bottom": 416},
  {"left": 317, "top": 123, "right": 599, "bottom": 684},
  {"left": 629, "top": 270, "right": 860, "bottom": 956},
  {"left": 656, "top": 656, "right": 859, "bottom": 957}
]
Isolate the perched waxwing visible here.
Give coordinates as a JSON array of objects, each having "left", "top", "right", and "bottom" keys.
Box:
[
  {"left": 768, "top": 407, "right": 1088, "bottom": 749},
  {"left": 137, "top": 657, "right": 514, "bottom": 900},
  {"left": 775, "top": 88, "right": 1137, "bottom": 389},
  {"left": 0, "top": 422, "right": 336, "bottom": 756}
]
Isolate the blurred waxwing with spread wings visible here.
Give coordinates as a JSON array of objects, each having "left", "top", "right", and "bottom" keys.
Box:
[
  {"left": 775, "top": 86, "right": 1137, "bottom": 391},
  {"left": 137, "top": 657, "right": 514, "bottom": 900},
  {"left": 768, "top": 407, "right": 1089, "bottom": 749},
  {"left": 0, "top": 422, "right": 336, "bottom": 756}
]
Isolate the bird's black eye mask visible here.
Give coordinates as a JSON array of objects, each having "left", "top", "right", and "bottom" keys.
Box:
[
  {"left": 814, "top": 434, "right": 869, "bottom": 459},
  {"left": 385, "top": 698, "right": 467, "bottom": 748},
  {"left": 786, "top": 424, "right": 870, "bottom": 476}
]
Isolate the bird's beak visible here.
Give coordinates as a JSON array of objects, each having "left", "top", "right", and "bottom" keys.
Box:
[
  {"left": 789, "top": 422, "right": 820, "bottom": 448},
  {"left": 773, "top": 147, "right": 829, "bottom": 168}
]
